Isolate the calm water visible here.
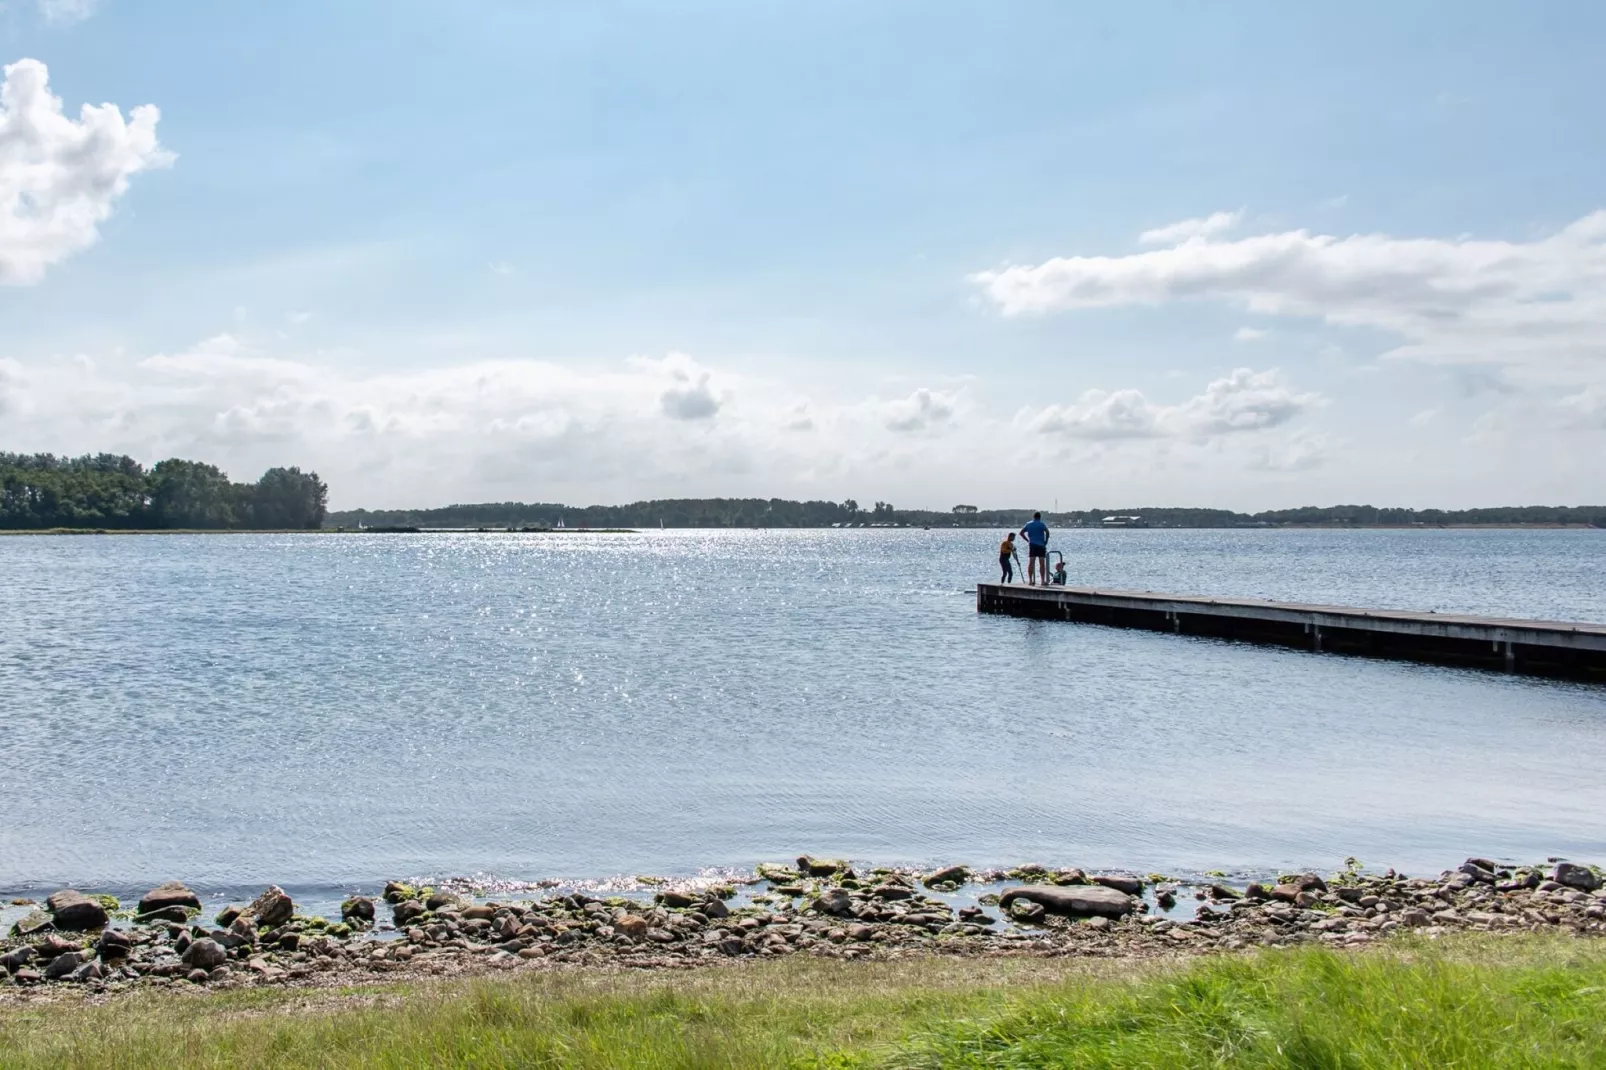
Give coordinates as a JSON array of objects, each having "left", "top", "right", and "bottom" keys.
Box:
[{"left": 2, "top": 528, "right": 1604, "bottom": 898}]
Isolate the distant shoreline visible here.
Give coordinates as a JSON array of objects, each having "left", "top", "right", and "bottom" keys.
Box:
[{"left": 1, "top": 523, "right": 1600, "bottom": 536}]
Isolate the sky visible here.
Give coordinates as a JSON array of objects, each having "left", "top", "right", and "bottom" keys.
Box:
[{"left": 1, "top": 1, "right": 1604, "bottom": 511}]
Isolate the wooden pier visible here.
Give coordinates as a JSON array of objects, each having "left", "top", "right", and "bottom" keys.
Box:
[{"left": 976, "top": 584, "right": 1606, "bottom": 681}]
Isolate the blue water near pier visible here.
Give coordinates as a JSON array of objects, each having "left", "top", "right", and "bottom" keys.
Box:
[{"left": 2, "top": 528, "right": 1604, "bottom": 900}]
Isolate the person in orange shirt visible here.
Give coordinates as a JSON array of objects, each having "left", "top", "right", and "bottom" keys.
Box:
[{"left": 998, "top": 533, "right": 1017, "bottom": 582}]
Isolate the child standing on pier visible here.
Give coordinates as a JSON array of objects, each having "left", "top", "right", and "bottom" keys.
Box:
[{"left": 999, "top": 533, "right": 1017, "bottom": 582}]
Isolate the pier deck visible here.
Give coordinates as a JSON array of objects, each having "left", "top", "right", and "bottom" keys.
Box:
[{"left": 976, "top": 584, "right": 1606, "bottom": 681}]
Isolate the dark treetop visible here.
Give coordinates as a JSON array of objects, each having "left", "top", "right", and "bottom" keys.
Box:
[{"left": 0, "top": 452, "right": 328, "bottom": 530}]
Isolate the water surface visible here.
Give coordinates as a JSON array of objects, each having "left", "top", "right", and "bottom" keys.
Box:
[{"left": 2, "top": 528, "right": 1603, "bottom": 897}]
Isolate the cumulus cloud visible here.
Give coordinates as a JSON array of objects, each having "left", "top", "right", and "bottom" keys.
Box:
[
  {"left": 0, "top": 58, "right": 172, "bottom": 285},
  {"left": 1019, "top": 368, "right": 1318, "bottom": 442},
  {"left": 38, "top": 0, "right": 97, "bottom": 24},
  {"left": 1138, "top": 210, "right": 1242, "bottom": 245},
  {"left": 884, "top": 387, "right": 956, "bottom": 432},
  {"left": 657, "top": 360, "right": 721, "bottom": 421},
  {"left": 972, "top": 210, "right": 1606, "bottom": 388}
]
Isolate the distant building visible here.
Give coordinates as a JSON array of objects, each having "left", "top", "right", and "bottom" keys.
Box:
[{"left": 1101, "top": 515, "right": 1146, "bottom": 527}]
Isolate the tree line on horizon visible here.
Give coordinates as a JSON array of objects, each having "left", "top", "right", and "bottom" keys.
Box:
[
  {"left": 0, "top": 453, "right": 328, "bottom": 530},
  {"left": 326, "top": 498, "right": 1606, "bottom": 530}
]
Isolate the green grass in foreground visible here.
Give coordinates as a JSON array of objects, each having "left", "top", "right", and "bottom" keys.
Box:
[{"left": 2, "top": 936, "right": 1605, "bottom": 1068}]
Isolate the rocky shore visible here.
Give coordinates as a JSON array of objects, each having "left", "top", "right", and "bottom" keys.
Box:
[{"left": 3, "top": 856, "right": 1603, "bottom": 997}]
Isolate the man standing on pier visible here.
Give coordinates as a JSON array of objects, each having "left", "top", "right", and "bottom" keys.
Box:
[{"left": 1019, "top": 512, "right": 1050, "bottom": 585}]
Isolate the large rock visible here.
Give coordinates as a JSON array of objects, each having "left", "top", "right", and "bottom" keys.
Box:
[
  {"left": 46, "top": 889, "right": 109, "bottom": 931},
  {"left": 341, "top": 897, "right": 376, "bottom": 925},
  {"left": 923, "top": 865, "right": 969, "bottom": 888},
  {"left": 138, "top": 882, "right": 200, "bottom": 916},
  {"left": 1554, "top": 862, "right": 1602, "bottom": 892},
  {"left": 43, "top": 951, "right": 86, "bottom": 981},
  {"left": 1091, "top": 875, "right": 1143, "bottom": 896},
  {"left": 244, "top": 886, "right": 294, "bottom": 928},
  {"left": 999, "top": 884, "right": 1135, "bottom": 919},
  {"left": 181, "top": 938, "right": 227, "bottom": 971},
  {"left": 392, "top": 899, "right": 426, "bottom": 926},
  {"left": 9, "top": 909, "right": 54, "bottom": 937}
]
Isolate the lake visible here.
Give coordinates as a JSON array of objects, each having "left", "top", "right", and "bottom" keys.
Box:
[{"left": 2, "top": 527, "right": 1604, "bottom": 901}]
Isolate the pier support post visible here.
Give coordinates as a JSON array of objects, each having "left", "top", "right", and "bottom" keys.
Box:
[{"left": 1504, "top": 641, "right": 1516, "bottom": 673}]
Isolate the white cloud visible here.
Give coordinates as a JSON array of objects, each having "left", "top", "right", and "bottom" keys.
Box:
[
  {"left": 38, "top": 0, "right": 96, "bottom": 24},
  {"left": 0, "top": 58, "right": 172, "bottom": 284},
  {"left": 1019, "top": 368, "right": 1318, "bottom": 442},
  {"left": 884, "top": 387, "right": 956, "bottom": 432},
  {"left": 1234, "top": 326, "right": 1268, "bottom": 342},
  {"left": 972, "top": 210, "right": 1606, "bottom": 390},
  {"left": 0, "top": 356, "right": 24, "bottom": 415},
  {"left": 1138, "top": 210, "right": 1242, "bottom": 245},
  {"left": 656, "top": 357, "right": 721, "bottom": 421},
  {"left": 1247, "top": 431, "right": 1342, "bottom": 472}
]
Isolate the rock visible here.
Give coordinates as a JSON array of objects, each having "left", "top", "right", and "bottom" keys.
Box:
[
  {"left": 699, "top": 898, "right": 730, "bottom": 919},
  {"left": 1275, "top": 873, "right": 1327, "bottom": 894},
  {"left": 97, "top": 929, "right": 134, "bottom": 960},
  {"left": 1208, "top": 884, "right": 1241, "bottom": 901},
  {"left": 181, "top": 938, "right": 227, "bottom": 971},
  {"left": 135, "top": 906, "right": 193, "bottom": 925},
  {"left": 229, "top": 916, "right": 258, "bottom": 944},
  {"left": 812, "top": 888, "right": 854, "bottom": 917},
  {"left": 1084, "top": 916, "right": 1112, "bottom": 931},
  {"left": 1000, "top": 884, "right": 1136, "bottom": 919},
  {"left": 216, "top": 905, "right": 242, "bottom": 927},
  {"left": 848, "top": 924, "right": 875, "bottom": 941},
  {"left": 426, "top": 891, "right": 459, "bottom": 911},
  {"left": 1009, "top": 899, "right": 1046, "bottom": 923},
  {"left": 461, "top": 905, "right": 497, "bottom": 921},
  {"left": 341, "top": 897, "right": 376, "bottom": 924},
  {"left": 69, "top": 961, "right": 104, "bottom": 984},
  {"left": 186, "top": 968, "right": 211, "bottom": 984},
  {"left": 244, "top": 886, "right": 294, "bottom": 928},
  {"left": 383, "top": 881, "right": 417, "bottom": 904},
  {"left": 9, "top": 909, "right": 54, "bottom": 937},
  {"left": 1092, "top": 875, "right": 1143, "bottom": 896},
  {"left": 1156, "top": 890, "right": 1177, "bottom": 910},
  {"left": 1, "top": 946, "right": 37, "bottom": 973},
  {"left": 1244, "top": 883, "right": 1272, "bottom": 901},
  {"left": 923, "top": 865, "right": 969, "bottom": 888},
  {"left": 38, "top": 933, "right": 80, "bottom": 959},
  {"left": 137, "top": 882, "right": 200, "bottom": 916},
  {"left": 43, "top": 951, "right": 86, "bottom": 980},
  {"left": 392, "top": 898, "right": 426, "bottom": 926},
  {"left": 756, "top": 863, "right": 801, "bottom": 883},
  {"left": 871, "top": 884, "right": 914, "bottom": 900},
  {"left": 1270, "top": 884, "right": 1302, "bottom": 903},
  {"left": 1458, "top": 861, "right": 1496, "bottom": 884},
  {"left": 615, "top": 915, "right": 648, "bottom": 938},
  {"left": 45, "top": 889, "right": 109, "bottom": 932},
  {"left": 14, "top": 969, "right": 42, "bottom": 985},
  {"left": 797, "top": 855, "right": 851, "bottom": 877},
  {"left": 655, "top": 891, "right": 695, "bottom": 909},
  {"left": 1554, "top": 862, "right": 1602, "bottom": 892},
  {"left": 1052, "top": 868, "right": 1089, "bottom": 885}
]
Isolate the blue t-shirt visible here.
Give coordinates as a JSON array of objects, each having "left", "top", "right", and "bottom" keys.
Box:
[{"left": 1021, "top": 519, "right": 1049, "bottom": 547}]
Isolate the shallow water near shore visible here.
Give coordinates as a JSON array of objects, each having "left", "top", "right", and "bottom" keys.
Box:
[{"left": 2, "top": 527, "right": 1604, "bottom": 898}]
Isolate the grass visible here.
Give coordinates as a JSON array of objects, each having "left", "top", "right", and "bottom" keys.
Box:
[{"left": 1, "top": 936, "right": 1605, "bottom": 1068}]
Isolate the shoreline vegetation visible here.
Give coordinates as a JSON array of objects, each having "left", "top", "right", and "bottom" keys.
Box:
[
  {"left": 2, "top": 937, "right": 1605, "bottom": 1069},
  {"left": 3, "top": 860, "right": 1606, "bottom": 1068},
  {"left": 0, "top": 453, "right": 326, "bottom": 532},
  {"left": 3, "top": 452, "right": 1602, "bottom": 532},
  {"left": 330, "top": 498, "right": 1606, "bottom": 531}
]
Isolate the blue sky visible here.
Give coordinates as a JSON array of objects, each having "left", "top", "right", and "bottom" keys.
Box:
[{"left": 2, "top": 1, "right": 1603, "bottom": 509}]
